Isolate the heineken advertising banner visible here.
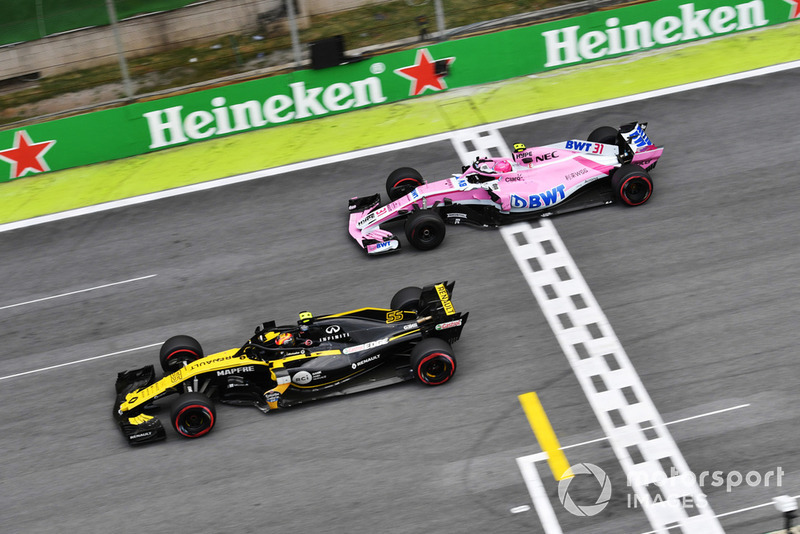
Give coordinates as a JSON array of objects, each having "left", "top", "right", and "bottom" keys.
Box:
[{"left": 0, "top": 0, "right": 797, "bottom": 182}]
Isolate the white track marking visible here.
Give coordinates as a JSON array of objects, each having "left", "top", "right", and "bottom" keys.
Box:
[
  {"left": 639, "top": 494, "right": 800, "bottom": 534},
  {"left": 517, "top": 453, "right": 563, "bottom": 534},
  {"left": 559, "top": 403, "right": 751, "bottom": 451},
  {"left": 1, "top": 60, "right": 799, "bottom": 234},
  {"left": 451, "top": 128, "right": 513, "bottom": 162},
  {"left": 0, "top": 343, "right": 161, "bottom": 381},
  {"left": 0, "top": 274, "right": 157, "bottom": 311},
  {"left": 502, "top": 221, "right": 724, "bottom": 533}
]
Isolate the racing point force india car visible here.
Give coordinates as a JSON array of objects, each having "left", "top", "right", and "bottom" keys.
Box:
[
  {"left": 113, "top": 282, "right": 468, "bottom": 445},
  {"left": 348, "top": 121, "right": 663, "bottom": 255}
]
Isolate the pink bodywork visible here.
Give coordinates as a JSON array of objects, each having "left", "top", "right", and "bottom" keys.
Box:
[{"left": 349, "top": 138, "right": 663, "bottom": 254}]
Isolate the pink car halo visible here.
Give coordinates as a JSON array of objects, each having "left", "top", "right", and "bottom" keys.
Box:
[{"left": 347, "top": 121, "right": 663, "bottom": 256}]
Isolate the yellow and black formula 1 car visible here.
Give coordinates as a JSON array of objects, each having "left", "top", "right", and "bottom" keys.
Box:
[{"left": 113, "top": 282, "right": 468, "bottom": 445}]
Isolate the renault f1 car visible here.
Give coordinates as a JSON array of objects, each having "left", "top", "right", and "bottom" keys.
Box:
[
  {"left": 348, "top": 121, "right": 663, "bottom": 255},
  {"left": 113, "top": 282, "right": 468, "bottom": 445}
]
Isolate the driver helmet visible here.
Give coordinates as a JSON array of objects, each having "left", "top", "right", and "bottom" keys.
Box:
[
  {"left": 494, "top": 159, "right": 512, "bottom": 173},
  {"left": 275, "top": 332, "right": 295, "bottom": 346},
  {"left": 512, "top": 142, "right": 526, "bottom": 153}
]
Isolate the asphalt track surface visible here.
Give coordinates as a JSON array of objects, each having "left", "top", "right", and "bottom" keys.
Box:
[{"left": 2, "top": 29, "right": 800, "bottom": 534}]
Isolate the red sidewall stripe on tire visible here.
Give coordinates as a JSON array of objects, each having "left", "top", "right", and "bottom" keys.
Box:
[
  {"left": 175, "top": 405, "right": 214, "bottom": 437},
  {"left": 417, "top": 353, "right": 455, "bottom": 385},
  {"left": 620, "top": 175, "right": 652, "bottom": 206},
  {"left": 166, "top": 349, "right": 198, "bottom": 361},
  {"left": 394, "top": 178, "right": 421, "bottom": 187}
]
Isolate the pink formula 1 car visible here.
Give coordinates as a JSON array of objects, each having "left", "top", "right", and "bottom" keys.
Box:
[{"left": 348, "top": 121, "right": 664, "bottom": 255}]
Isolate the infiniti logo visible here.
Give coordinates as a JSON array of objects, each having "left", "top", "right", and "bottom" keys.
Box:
[{"left": 325, "top": 325, "right": 341, "bottom": 334}]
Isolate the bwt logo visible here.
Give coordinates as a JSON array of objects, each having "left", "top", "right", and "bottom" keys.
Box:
[
  {"left": 624, "top": 124, "right": 652, "bottom": 148},
  {"left": 565, "top": 140, "right": 594, "bottom": 152},
  {"left": 510, "top": 185, "right": 566, "bottom": 209}
]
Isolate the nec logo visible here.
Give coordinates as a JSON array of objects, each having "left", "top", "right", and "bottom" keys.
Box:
[
  {"left": 535, "top": 151, "right": 557, "bottom": 162},
  {"left": 510, "top": 185, "right": 566, "bottom": 209}
]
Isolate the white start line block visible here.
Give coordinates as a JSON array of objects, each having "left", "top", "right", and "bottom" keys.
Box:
[{"left": 500, "top": 219, "right": 725, "bottom": 534}]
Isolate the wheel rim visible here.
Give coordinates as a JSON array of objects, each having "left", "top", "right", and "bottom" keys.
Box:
[
  {"left": 416, "top": 224, "right": 439, "bottom": 245},
  {"left": 621, "top": 176, "right": 651, "bottom": 205},
  {"left": 417, "top": 353, "right": 455, "bottom": 385},
  {"left": 176, "top": 405, "right": 214, "bottom": 437}
]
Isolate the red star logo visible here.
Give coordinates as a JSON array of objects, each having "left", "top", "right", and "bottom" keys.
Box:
[
  {"left": 786, "top": 0, "right": 800, "bottom": 18},
  {"left": 394, "top": 49, "right": 455, "bottom": 96},
  {"left": 0, "top": 130, "right": 56, "bottom": 180}
]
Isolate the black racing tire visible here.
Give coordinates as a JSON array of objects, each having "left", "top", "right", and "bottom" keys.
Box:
[
  {"left": 611, "top": 164, "right": 653, "bottom": 206},
  {"left": 405, "top": 210, "right": 446, "bottom": 251},
  {"left": 386, "top": 167, "right": 424, "bottom": 201},
  {"left": 410, "top": 338, "right": 457, "bottom": 386},
  {"left": 587, "top": 126, "right": 619, "bottom": 145},
  {"left": 391, "top": 286, "right": 422, "bottom": 311},
  {"left": 159, "top": 335, "right": 204, "bottom": 373},
  {"left": 170, "top": 392, "right": 216, "bottom": 439}
]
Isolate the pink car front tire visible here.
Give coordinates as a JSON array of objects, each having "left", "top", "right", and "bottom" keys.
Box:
[{"left": 405, "top": 210, "right": 446, "bottom": 251}]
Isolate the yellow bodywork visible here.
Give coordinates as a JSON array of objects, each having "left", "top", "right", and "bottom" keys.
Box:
[
  {"left": 127, "top": 413, "right": 155, "bottom": 425},
  {"left": 118, "top": 347, "right": 342, "bottom": 414},
  {"left": 435, "top": 283, "right": 456, "bottom": 316}
]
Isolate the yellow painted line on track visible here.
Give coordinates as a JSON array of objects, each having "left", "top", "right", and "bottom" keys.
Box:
[
  {"left": 0, "top": 21, "right": 799, "bottom": 224},
  {"left": 518, "top": 391, "right": 573, "bottom": 481}
]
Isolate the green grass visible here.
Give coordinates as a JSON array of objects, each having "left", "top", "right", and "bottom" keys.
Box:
[{"left": 0, "top": 0, "right": 578, "bottom": 126}]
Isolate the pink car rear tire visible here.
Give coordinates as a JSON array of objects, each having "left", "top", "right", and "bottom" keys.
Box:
[{"left": 611, "top": 164, "right": 653, "bottom": 206}]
